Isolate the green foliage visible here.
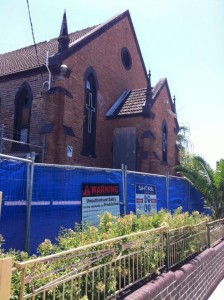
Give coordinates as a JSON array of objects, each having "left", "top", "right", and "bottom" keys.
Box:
[
  {"left": 176, "top": 125, "right": 192, "bottom": 165},
  {"left": 35, "top": 210, "right": 207, "bottom": 256},
  {"left": 3, "top": 210, "right": 208, "bottom": 300},
  {"left": 176, "top": 126, "right": 190, "bottom": 152},
  {"left": 215, "top": 160, "right": 224, "bottom": 185},
  {"left": 175, "top": 155, "right": 224, "bottom": 218}
]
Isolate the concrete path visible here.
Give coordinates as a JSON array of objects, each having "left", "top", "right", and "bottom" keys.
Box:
[{"left": 208, "top": 277, "right": 224, "bottom": 299}]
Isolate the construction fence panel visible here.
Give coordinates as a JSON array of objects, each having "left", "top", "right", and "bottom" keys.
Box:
[
  {"left": 126, "top": 172, "right": 204, "bottom": 215},
  {"left": 168, "top": 176, "right": 204, "bottom": 213},
  {"left": 126, "top": 172, "right": 167, "bottom": 214},
  {"left": 30, "top": 164, "right": 124, "bottom": 253},
  {"left": 189, "top": 183, "right": 204, "bottom": 212},
  {"left": 0, "top": 158, "right": 28, "bottom": 251},
  {"left": 168, "top": 176, "right": 190, "bottom": 212},
  {"left": 0, "top": 159, "right": 205, "bottom": 254}
]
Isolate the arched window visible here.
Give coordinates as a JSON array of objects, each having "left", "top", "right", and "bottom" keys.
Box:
[
  {"left": 81, "top": 72, "right": 97, "bottom": 157},
  {"left": 162, "top": 122, "right": 168, "bottom": 163},
  {"left": 13, "top": 83, "right": 33, "bottom": 147}
]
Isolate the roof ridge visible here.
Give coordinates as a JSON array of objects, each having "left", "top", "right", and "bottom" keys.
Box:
[
  {"left": 0, "top": 10, "right": 130, "bottom": 77},
  {"left": 0, "top": 25, "right": 98, "bottom": 56},
  {"left": 105, "top": 78, "right": 172, "bottom": 118},
  {"left": 68, "top": 10, "right": 129, "bottom": 49}
]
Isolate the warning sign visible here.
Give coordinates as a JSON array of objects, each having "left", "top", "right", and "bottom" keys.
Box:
[
  {"left": 82, "top": 183, "right": 120, "bottom": 225},
  {"left": 135, "top": 184, "right": 157, "bottom": 215}
]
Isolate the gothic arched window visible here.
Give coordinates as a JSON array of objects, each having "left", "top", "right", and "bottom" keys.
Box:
[
  {"left": 13, "top": 83, "right": 33, "bottom": 148},
  {"left": 162, "top": 122, "right": 168, "bottom": 163},
  {"left": 81, "top": 72, "right": 97, "bottom": 157}
]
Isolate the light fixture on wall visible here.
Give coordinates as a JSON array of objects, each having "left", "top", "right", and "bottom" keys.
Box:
[
  {"left": 60, "top": 64, "right": 68, "bottom": 76},
  {"left": 59, "top": 64, "right": 71, "bottom": 78}
]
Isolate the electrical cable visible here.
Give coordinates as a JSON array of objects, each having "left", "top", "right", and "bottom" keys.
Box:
[{"left": 26, "top": 0, "right": 44, "bottom": 82}]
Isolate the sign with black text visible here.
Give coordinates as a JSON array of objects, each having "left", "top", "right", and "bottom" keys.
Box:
[
  {"left": 135, "top": 183, "right": 157, "bottom": 215},
  {"left": 82, "top": 183, "right": 120, "bottom": 225}
]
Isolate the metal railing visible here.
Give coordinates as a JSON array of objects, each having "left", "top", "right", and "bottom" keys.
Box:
[
  {"left": 166, "top": 221, "right": 207, "bottom": 269},
  {"left": 207, "top": 218, "right": 224, "bottom": 247},
  {"left": 7, "top": 219, "right": 224, "bottom": 299},
  {"left": 0, "top": 124, "right": 44, "bottom": 162},
  {"left": 13, "top": 227, "right": 166, "bottom": 300}
]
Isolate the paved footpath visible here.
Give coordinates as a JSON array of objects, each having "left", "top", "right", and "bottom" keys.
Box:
[{"left": 208, "top": 277, "right": 224, "bottom": 299}]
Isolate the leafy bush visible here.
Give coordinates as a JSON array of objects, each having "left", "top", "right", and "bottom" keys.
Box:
[{"left": 0, "top": 209, "right": 209, "bottom": 300}]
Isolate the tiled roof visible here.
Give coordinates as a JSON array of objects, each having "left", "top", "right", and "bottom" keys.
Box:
[
  {"left": 0, "top": 26, "right": 97, "bottom": 77},
  {"left": 106, "top": 78, "right": 167, "bottom": 117},
  {"left": 0, "top": 10, "right": 147, "bottom": 79},
  {"left": 120, "top": 88, "right": 147, "bottom": 115}
]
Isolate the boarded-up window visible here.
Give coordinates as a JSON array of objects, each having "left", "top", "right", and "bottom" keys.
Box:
[{"left": 113, "top": 127, "right": 137, "bottom": 170}]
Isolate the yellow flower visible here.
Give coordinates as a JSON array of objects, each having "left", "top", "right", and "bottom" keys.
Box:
[
  {"left": 192, "top": 211, "right": 199, "bottom": 216},
  {"left": 97, "top": 281, "right": 105, "bottom": 292},
  {"left": 123, "top": 268, "right": 129, "bottom": 276},
  {"left": 161, "top": 221, "right": 169, "bottom": 228},
  {"left": 89, "top": 226, "right": 98, "bottom": 233},
  {"left": 116, "top": 266, "right": 122, "bottom": 273}
]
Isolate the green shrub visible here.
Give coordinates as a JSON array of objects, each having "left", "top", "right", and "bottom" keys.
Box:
[{"left": 0, "top": 208, "right": 209, "bottom": 300}]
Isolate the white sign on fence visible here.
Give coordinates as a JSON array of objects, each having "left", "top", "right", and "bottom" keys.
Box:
[
  {"left": 135, "top": 183, "right": 157, "bottom": 215},
  {"left": 82, "top": 183, "right": 120, "bottom": 225}
]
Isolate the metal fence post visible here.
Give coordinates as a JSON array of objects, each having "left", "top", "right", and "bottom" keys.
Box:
[
  {"left": 122, "top": 164, "right": 127, "bottom": 215},
  {"left": 25, "top": 152, "right": 35, "bottom": 254},
  {"left": 0, "top": 124, "right": 4, "bottom": 154},
  {"left": 0, "top": 191, "right": 2, "bottom": 218},
  {"left": 206, "top": 221, "right": 211, "bottom": 248},
  {"left": 166, "top": 228, "right": 170, "bottom": 269},
  {"left": 166, "top": 171, "right": 169, "bottom": 211},
  {"left": 41, "top": 134, "right": 46, "bottom": 163}
]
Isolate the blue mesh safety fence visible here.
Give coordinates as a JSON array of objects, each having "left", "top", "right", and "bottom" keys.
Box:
[
  {"left": 0, "top": 159, "right": 27, "bottom": 251},
  {"left": 0, "top": 160, "right": 204, "bottom": 253}
]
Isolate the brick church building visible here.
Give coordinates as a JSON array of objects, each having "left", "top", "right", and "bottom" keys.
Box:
[{"left": 0, "top": 10, "right": 179, "bottom": 175}]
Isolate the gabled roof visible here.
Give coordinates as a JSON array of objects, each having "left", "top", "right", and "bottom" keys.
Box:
[
  {"left": 0, "top": 26, "right": 96, "bottom": 77},
  {"left": 106, "top": 78, "right": 166, "bottom": 117},
  {"left": 106, "top": 78, "right": 178, "bottom": 126},
  {"left": 0, "top": 10, "right": 147, "bottom": 80},
  {"left": 106, "top": 88, "right": 147, "bottom": 117}
]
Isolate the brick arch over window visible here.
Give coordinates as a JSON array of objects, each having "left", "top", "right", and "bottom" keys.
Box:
[
  {"left": 81, "top": 67, "right": 99, "bottom": 157},
  {"left": 161, "top": 120, "right": 168, "bottom": 163},
  {"left": 13, "top": 82, "right": 33, "bottom": 147}
]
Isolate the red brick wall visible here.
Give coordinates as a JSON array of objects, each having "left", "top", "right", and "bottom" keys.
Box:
[
  {"left": 0, "top": 73, "right": 48, "bottom": 155},
  {"left": 50, "top": 15, "right": 148, "bottom": 167},
  {"left": 0, "top": 15, "right": 147, "bottom": 166},
  {"left": 0, "top": 15, "right": 178, "bottom": 174},
  {"left": 52, "top": 16, "right": 178, "bottom": 174},
  {"left": 149, "top": 83, "right": 178, "bottom": 175},
  {"left": 123, "top": 241, "right": 224, "bottom": 300}
]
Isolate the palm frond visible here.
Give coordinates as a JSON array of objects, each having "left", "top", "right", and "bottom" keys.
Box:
[{"left": 175, "top": 154, "right": 223, "bottom": 218}]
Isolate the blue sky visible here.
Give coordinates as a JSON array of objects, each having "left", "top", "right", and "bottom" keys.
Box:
[{"left": 0, "top": 0, "right": 223, "bottom": 169}]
